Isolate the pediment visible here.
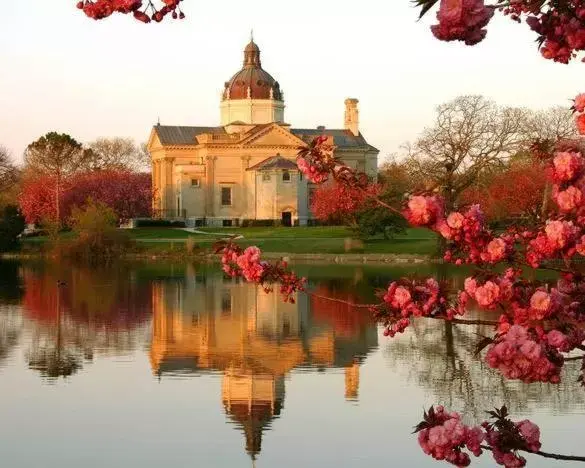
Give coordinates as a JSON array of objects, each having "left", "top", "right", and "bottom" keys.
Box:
[
  {"left": 147, "top": 129, "right": 163, "bottom": 152},
  {"left": 241, "top": 124, "right": 306, "bottom": 148}
]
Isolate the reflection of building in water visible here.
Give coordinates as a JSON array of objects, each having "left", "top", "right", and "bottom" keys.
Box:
[{"left": 150, "top": 273, "right": 377, "bottom": 460}]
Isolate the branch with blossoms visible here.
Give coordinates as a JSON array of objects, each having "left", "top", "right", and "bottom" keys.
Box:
[
  {"left": 212, "top": 95, "right": 585, "bottom": 467},
  {"left": 417, "top": 0, "right": 585, "bottom": 64},
  {"left": 77, "top": 0, "right": 185, "bottom": 22},
  {"left": 415, "top": 405, "right": 585, "bottom": 467}
]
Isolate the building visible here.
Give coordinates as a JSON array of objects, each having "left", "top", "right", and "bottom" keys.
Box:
[{"left": 147, "top": 37, "right": 379, "bottom": 227}]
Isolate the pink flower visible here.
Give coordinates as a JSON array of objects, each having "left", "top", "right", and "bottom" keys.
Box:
[
  {"left": 547, "top": 329, "right": 570, "bottom": 351},
  {"left": 576, "top": 235, "right": 585, "bottom": 256},
  {"left": 544, "top": 220, "right": 577, "bottom": 249},
  {"left": 404, "top": 195, "right": 443, "bottom": 226},
  {"left": 577, "top": 114, "right": 585, "bottom": 135},
  {"left": 393, "top": 286, "right": 412, "bottom": 308},
  {"left": 552, "top": 151, "right": 583, "bottom": 182},
  {"left": 464, "top": 277, "right": 477, "bottom": 296},
  {"left": 529, "top": 290, "right": 553, "bottom": 320},
  {"left": 446, "top": 211, "right": 465, "bottom": 229},
  {"left": 483, "top": 238, "right": 507, "bottom": 263},
  {"left": 516, "top": 420, "right": 541, "bottom": 452},
  {"left": 431, "top": 0, "right": 494, "bottom": 45},
  {"left": 575, "top": 93, "right": 585, "bottom": 113},
  {"left": 475, "top": 281, "right": 500, "bottom": 308},
  {"left": 555, "top": 185, "right": 583, "bottom": 211}
]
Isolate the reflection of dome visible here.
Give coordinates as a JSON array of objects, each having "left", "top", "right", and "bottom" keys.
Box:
[
  {"left": 225, "top": 399, "right": 284, "bottom": 460},
  {"left": 222, "top": 371, "right": 285, "bottom": 460},
  {"left": 222, "top": 40, "right": 282, "bottom": 101}
]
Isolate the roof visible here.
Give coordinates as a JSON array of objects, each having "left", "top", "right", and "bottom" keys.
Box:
[
  {"left": 247, "top": 154, "right": 298, "bottom": 171},
  {"left": 152, "top": 125, "right": 379, "bottom": 152},
  {"left": 154, "top": 125, "right": 226, "bottom": 145},
  {"left": 292, "top": 128, "right": 379, "bottom": 152}
]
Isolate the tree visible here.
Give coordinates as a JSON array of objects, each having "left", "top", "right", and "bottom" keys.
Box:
[
  {"left": 0, "top": 206, "right": 25, "bottom": 252},
  {"left": 404, "top": 95, "right": 527, "bottom": 212},
  {"left": 460, "top": 160, "right": 547, "bottom": 224},
  {"left": 0, "top": 146, "right": 20, "bottom": 209},
  {"left": 18, "top": 170, "right": 152, "bottom": 225},
  {"left": 87, "top": 137, "right": 150, "bottom": 172},
  {"left": 310, "top": 181, "right": 379, "bottom": 225},
  {"left": 77, "top": 0, "right": 185, "bottom": 22},
  {"left": 23, "top": 133, "right": 89, "bottom": 224}
]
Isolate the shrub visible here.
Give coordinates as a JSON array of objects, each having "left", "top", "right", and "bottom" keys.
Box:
[
  {"left": 0, "top": 205, "right": 25, "bottom": 252},
  {"left": 62, "top": 199, "right": 133, "bottom": 262},
  {"left": 241, "top": 219, "right": 276, "bottom": 227},
  {"left": 134, "top": 219, "right": 186, "bottom": 228}
]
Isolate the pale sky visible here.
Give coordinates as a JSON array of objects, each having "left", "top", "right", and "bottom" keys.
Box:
[{"left": 1, "top": 1, "right": 584, "bottom": 165}]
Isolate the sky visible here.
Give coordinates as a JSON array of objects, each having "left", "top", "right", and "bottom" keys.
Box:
[{"left": 1, "top": 1, "right": 584, "bottom": 166}]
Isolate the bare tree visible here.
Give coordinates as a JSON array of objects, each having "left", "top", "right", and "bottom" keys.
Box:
[
  {"left": 404, "top": 95, "right": 528, "bottom": 211},
  {"left": 0, "top": 145, "right": 18, "bottom": 193},
  {"left": 87, "top": 137, "right": 149, "bottom": 172},
  {"left": 521, "top": 106, "right": 577, "bottom": 143},
  {"left": 24, "top": 132, "right": 88, "bottom": 223}
]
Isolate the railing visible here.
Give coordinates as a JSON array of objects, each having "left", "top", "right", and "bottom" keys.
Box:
[{"left": 152, "top": 209, "right": 187, "bottom": 219}]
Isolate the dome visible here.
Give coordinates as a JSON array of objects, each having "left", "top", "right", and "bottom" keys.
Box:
[{"left": 222, "top": 40, "right": 282, "bottom": 101}]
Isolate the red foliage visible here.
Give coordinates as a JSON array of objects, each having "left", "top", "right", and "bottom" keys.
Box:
[
  {"left": 310, "top": 181, "right": 380, "bottom": 223},
  {"left": 460, "top": 164, "right": 547, "bottom": 221},
  {"left": 19, "top": 170, "right": 152, "bottom": 225}
]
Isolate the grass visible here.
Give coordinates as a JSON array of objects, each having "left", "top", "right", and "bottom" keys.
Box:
[{"left": 20, "top": 226, "right": 439, "bottom": 256}]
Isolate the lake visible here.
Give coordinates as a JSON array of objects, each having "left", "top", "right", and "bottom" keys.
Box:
[{"left": 0, "top": 260, "right": 583, "bottom": 467}]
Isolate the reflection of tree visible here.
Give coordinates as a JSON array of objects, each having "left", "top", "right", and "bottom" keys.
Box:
[
  {"left": 0, "top": 261, "right": 24, "bottom": 304},
  {"left": 27, "top": 284, "right": 82, "bottom": 380},
  {"left": 0, "top": 308, "right": 23, "bottom": 367},
  {"left": 383, "top": 316, "right": 585, "bottom": 418},
  {"left": 21, "top": 262, "right": 152, "bottom": 380}
]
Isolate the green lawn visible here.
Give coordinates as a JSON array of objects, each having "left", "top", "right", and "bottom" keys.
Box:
[{"left": 21, "top": 226, "right": 438, "bottom": 256}]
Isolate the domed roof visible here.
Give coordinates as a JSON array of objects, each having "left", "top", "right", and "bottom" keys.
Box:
[{"left": 223, "top": 40, "right": 282, "bottom": 101}]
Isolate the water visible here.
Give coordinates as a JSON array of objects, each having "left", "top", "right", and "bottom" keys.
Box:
[{"left": 0, "top": 260, "right": 584, "bottom": 467}]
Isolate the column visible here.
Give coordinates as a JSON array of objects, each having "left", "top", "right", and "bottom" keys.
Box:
[
  {"left": 205, "top": 156, "right": 217, "bottom": 218},
  {"left": 241, "top": 155, "right": 251, "bottom": 218}
]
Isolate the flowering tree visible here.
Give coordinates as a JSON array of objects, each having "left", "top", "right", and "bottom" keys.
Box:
[
  {"left": 310, "top": 181, "right": 380, "bottom": 225},
  {"left": 19, "top": 170, "right": 152, "bottom": 225},
  {"left": 460, "top": 161, "right": 548, "bottom": 223}
]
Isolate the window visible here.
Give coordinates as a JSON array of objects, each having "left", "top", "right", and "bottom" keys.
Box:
[
  {"left": 221, "top": 187, "right": 232, "bottom": 206},
  {"left": 222, "top": 219, "right": 233, "bottom": 227},
  {"left": 262, "top": 172, "right": 271, "bottom": 182},
  {"left": 282, "top": 170, "right": 291, "bottom": 182},
  {"left": 191, "top": 178, "right": 200, "bottom": 188},
  {"left": 299, "top": 172, "right": 303, "bottom": 181}
]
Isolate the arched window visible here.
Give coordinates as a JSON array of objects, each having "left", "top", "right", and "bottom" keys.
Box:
[{"left": 282, "top": 170, "right": 291, "bottom": 182}]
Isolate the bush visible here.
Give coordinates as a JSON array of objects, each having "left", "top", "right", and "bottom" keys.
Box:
[
  {"left": 61, "top": 199, "right": 133, "bottom": 262},
  {"left": 0, "top": 205, "right": 25, "bottom": 252},
  {"left": 134, "top": 219, "right": 186, "bottom": 228},
  {"left": 351, "top": 205, "right": 407, "bottom": 239},
  {"left": 241, "top": 219, "right": 276, "bottom": 227}
]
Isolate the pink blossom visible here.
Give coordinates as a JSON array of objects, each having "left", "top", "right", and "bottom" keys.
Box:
[
  {"left": 529, "top": 290, "right": 553, "bottom": 320},
  {"left": 555, "top": 185, "right": 583, "bottom": 211},
  {"left": 516, "top": 420, "right": 541, "bottom": 452},
  {"left": 483, "top": 238, "right": 507, "bottom": 263},
  {"left": 404, "top": 195, "right": 443, "bottom": 226},
  {"left": 431, "top": 0, "right": 494, "bottom": 45},
  {"left": 552, "top": 151, "right": 583, "bottom": 182},
  {"left": 547, "top": 329, "right": 570, "bottom": 351},
  {"left": 544, "top": 220, "right": 578, "bottom": 249},
  {"left": 575, "top": 93, "right": 585, "bottom": 113},
  {"left": 475, "top": 281, "right": 500, "bottom": 308},
  {"left": 393, "top": 286, "right": 412, "bottom": 308},
  {"left": 447, "top": 211, "right": 465, "bottom": 229},
  {"left": 464, "top": 277, "right": 477, "bottom": 296}
]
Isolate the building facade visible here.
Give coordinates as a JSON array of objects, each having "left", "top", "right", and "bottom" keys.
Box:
[{"left": 147, "top": 38, "right": 379, "bottom": 227}]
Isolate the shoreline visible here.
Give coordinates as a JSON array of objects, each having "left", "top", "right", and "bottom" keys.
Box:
[{"left": 1, "top": 251, "right": 436, "bottom": 265}]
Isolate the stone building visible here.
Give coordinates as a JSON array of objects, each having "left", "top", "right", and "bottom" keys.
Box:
[{"left": 147, "top": 37, "right": 379, "bottom": 227}]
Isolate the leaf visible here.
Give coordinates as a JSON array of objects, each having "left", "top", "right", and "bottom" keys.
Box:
[
  {"left": 412, "top": 0, "right": 440, "bottom": 20},
  {"left": 412, "top": 421, "right": 430, "bottom": 433}
]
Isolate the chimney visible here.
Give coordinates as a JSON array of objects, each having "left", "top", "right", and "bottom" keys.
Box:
[{"left": 344, "top": 98, "right": 359, "bottom": 136}]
